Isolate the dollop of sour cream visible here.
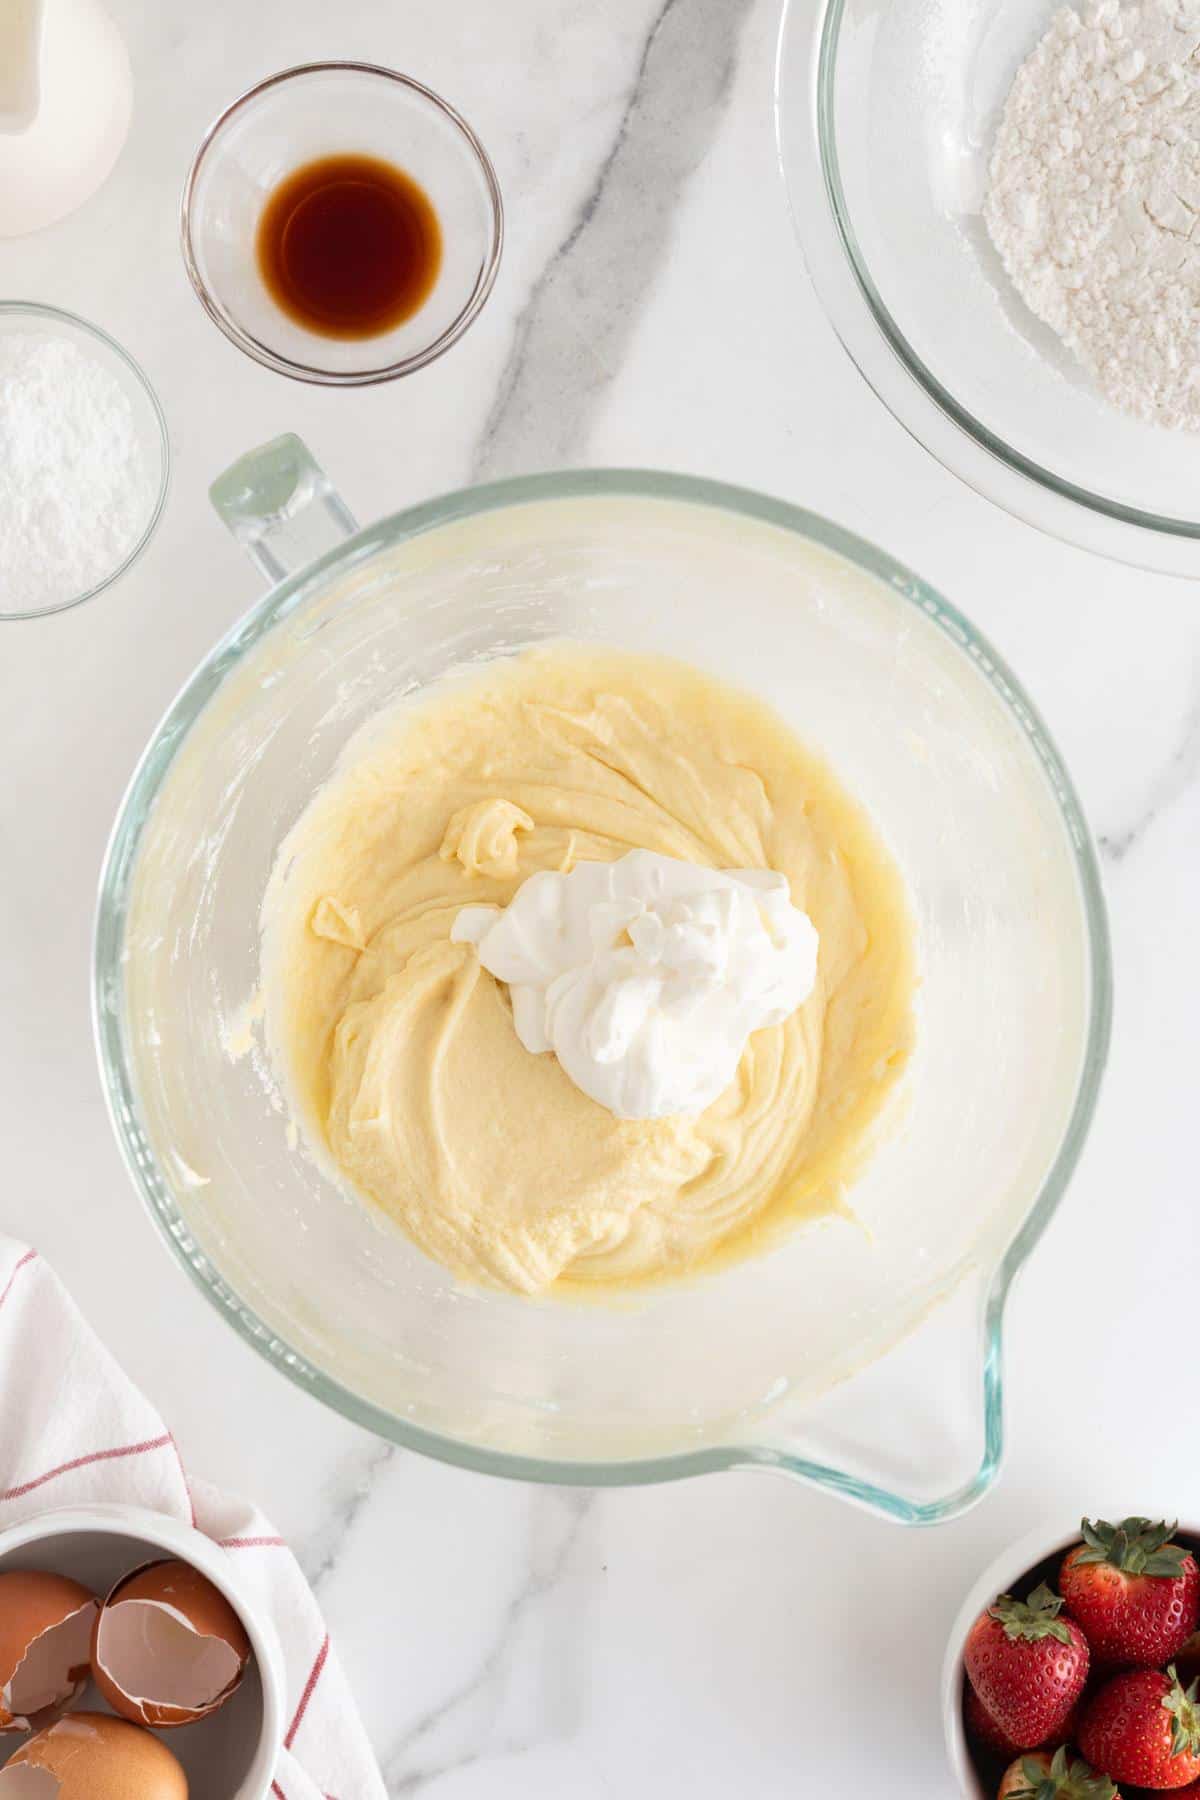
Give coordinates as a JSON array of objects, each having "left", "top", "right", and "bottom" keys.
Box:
[{"left": 451, "top": 849, "right": 819, "bottom": 1120}]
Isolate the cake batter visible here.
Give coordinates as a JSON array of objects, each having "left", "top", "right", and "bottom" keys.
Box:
[{"left": 262, "top": 645, "right": 915, "bottom": 1294}]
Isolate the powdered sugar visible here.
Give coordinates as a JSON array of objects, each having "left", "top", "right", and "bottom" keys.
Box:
[
  {"left": 985, "top": 0, "right": 1200, "bottom": 431},
  {"left": 0, "top": 329, "right": 159, "bottom": 613}
]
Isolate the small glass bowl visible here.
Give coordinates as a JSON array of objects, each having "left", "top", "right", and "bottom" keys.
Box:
[
  {"left": 181, "top": 62, "right": 504, "bottom": 387},
  {"left": 0, "top": 303, "right": 169, "bottom": 623}
]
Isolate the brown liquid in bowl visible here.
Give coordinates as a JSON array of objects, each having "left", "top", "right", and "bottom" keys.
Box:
[{"left": 256, "top": 153, "right": 443, "bottom": 340}]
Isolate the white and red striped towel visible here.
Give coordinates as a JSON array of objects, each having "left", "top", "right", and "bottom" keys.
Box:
[{"left": 0, "top": 1239, "right": 387, "bottom": 1800}]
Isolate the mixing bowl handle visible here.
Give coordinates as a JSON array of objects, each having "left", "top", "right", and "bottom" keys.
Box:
[{"left": 208, "top": 433, "right": 358, "bottom": 586}]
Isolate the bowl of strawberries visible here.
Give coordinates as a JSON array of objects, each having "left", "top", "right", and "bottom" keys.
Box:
[{"left": 945, "top": 1516, "right": 1200, "bottom": 1799}]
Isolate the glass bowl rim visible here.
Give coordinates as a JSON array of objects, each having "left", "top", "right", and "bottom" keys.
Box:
[
  {"left": 179, "top": 60, "right": 505, "bottom": 388},
  {"left": 92, "top": 467, "right": 1113, "bottom": 1518},
  {"left": 0, "top": 301, "right": 171, "bottom": 623},
  {"left": 774, "top": 0, "right": 1200, "bottom": 569}
]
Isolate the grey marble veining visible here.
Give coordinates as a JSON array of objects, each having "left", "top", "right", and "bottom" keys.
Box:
[
  {"left": 383, "top": 1491, "right": 596, "bottom": 1795},
  {"left": 6, "top": 0, "right": 1200, "bottom": 1794},
  {"left": 475, "top": 0, "right": 760, "bottom": 478},
  {"left": 300, "top": 1439, "right": 396, "bottom": 1594},
  {"left": 1098, "top": 662, "right": 1200, "bottom": 864}
]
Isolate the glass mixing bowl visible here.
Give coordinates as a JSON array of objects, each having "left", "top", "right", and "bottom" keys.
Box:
[
  {"left": 776, "top": 0, "right": 1200, "bottom": 575},
  {"left": 94, "top": 441, "right": 1111, "bottom": 1521}
]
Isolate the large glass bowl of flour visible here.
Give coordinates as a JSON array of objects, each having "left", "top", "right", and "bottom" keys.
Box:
[
  {"left": 777, "top": 0, "right": 1200, "bottom": 575},
  {"left": 94, "top": 446, "right": 1110, "bottom": 1521}
]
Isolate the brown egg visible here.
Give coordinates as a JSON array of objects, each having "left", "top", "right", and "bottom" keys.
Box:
[
  {"left": 0, "top": 1711, "right": 187, "bottom": 1798},
  {"left": 0, "top": 1574, "right": 98, "bottom": 1735},
  {"left": 90, "top": 1560, "right": 250, "bottom": 1729}
]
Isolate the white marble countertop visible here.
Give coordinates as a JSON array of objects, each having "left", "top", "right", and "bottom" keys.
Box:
[{"left": 3, "top": 0, "right": 1199, "bottom": 1793}]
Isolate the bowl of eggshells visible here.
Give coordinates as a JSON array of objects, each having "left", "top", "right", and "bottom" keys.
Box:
[{"left": 0, "top": 1505, "right": 284, "bottom": 1800}]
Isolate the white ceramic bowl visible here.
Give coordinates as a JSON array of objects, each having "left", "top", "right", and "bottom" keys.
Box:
[
  {"left": 942, "top": 1515, "right": 1200, "bottom": 1796},
  {"left": 0, "top": 1505, "right": 285, "bottom": 1800}
]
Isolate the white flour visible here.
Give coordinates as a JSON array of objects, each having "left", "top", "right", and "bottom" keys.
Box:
[
  {"left": 985, "top": 0, "right": 1200, "bottom": 431},
  {"left": 0, "top": 330, "right": 158, "bottom": 613}
]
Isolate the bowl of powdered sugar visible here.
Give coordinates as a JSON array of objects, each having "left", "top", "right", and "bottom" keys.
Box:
[
  {"left": 0, "top": 302, "right": 169, "bottom": 620},
  {"left": 777, "top": 0, "right": 1200, "bottom": 575}
]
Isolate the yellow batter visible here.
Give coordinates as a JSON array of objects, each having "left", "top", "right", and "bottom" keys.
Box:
[{"left": 262, "top": 645, "right": 915, "bottom": 1295}]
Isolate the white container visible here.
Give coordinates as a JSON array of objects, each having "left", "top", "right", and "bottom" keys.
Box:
[
  {"left": 941, "top": 1515, "right": 1200, "bottom": 1797},
  {"left": 0, "top": 0, "right": 132, "bottom": 238},
  {"left": 0, "top": 1504, "right": 285, "bottom": 1800}
]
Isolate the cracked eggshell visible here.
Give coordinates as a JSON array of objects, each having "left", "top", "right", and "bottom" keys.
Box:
[
  {"left": 1, "top": 1711, "right": 188, "bottom": 1799},
  {"left": 90, "top": 1559, "right": 250, "bottom": 1729},
  {"left": 0, "top": 1573, "right": 98, "bottom": 1735}
]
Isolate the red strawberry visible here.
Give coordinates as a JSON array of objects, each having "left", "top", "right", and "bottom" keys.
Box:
[
  {"left": 997, "top": 1746, "right": 1120, "bottom": 1798},
  {"left": 966, "top": 1683, "right": 1082, "bottom": 1758},
  {"left": 1060, "top": 1518, "right": 1200, "bottom": 1669},
  {"left": 969, "top": 1680, "right": 1028, "bottom": 1757},
  {"left": 965, "top": 1583, "right": 1090, "bottom": 1748},
  {"left": 1078, "top": 1665, "right": 1200, "bottom": 1789}
]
